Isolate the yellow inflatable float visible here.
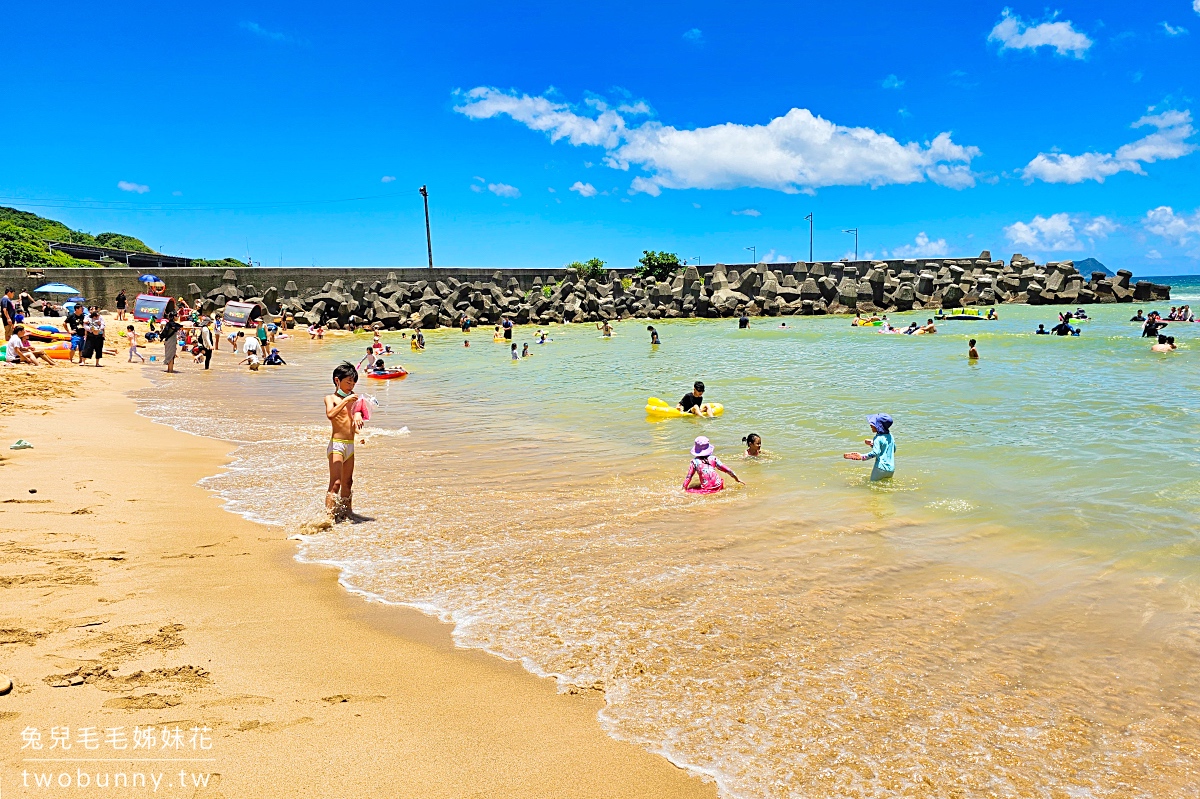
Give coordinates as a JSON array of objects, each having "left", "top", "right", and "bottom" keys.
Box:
[{"left": 645, "top": 396, "right": 724, "bottom": 418}]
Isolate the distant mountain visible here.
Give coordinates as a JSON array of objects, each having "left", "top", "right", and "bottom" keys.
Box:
[{"left": 1075, "top": 257, "right": 1113, "bottom": 277}]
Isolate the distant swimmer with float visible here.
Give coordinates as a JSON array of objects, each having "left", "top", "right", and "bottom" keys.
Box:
[{"left": 682, "top": 436, "right": 744, "bottom": 494}]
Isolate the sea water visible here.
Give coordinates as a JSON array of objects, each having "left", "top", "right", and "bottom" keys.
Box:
[{"left": 136, "top": 300, "right": 1200, "bottom": 798}]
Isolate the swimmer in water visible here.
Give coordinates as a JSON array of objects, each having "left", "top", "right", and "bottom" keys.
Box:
[
  {"left": 968, "top": 339, "right": 979, "bottom": 360},
  {"left": 537, "top": 330, "right": 549, "bottom": 344},
  {"left": 1151, "top": 334, "right": 1177, "bottom": 352},
  {"left": 683, "top": 436, "right": 744, "bottom": 494},
  {"left": 511, "top": 342, "right": 519, "bottom": 360},
  {"left": 464, "top": 339, "right": 470, "bottom": 347},
  {"left": 743, "top": 433, "right": 762, "bottom": 457},
  {"left": 647, "top": 325, "right": 660, "bottom": 345},
  {"left": 521, "top": 343, "right": 531, "bottom": 358},
  {"left": 596, "top": 320, "right": 613, "bottom": 337}
]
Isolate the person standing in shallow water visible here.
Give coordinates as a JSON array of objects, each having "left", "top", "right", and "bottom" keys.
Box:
[
  {"left": 647, "top": 325, "right": 661, "bottom": 345},
  {"left": 843, "top": 414, "right": 895, "bottom": 481},
  {"left": 968, "top": 339, "right": 979, "bottom": 360},
  {"left": 324, "top": 361, "right": 364, "bottom": 521}
]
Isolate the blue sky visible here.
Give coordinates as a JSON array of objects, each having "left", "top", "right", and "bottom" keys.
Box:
[{"left": 2, "top": 1, "right": 1199, "bottom": 274}]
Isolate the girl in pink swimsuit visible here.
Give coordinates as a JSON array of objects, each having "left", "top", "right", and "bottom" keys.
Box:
[{"left": 683, "top": 436, "right": 743, "bottom": 494}]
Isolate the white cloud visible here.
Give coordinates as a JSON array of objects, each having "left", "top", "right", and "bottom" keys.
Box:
[
  {"left": 171, "top": 190, "right": 182, "bottom": 196},
  {"left": 470, "top": 184, "right": 483, "bottom": 193},
  {"left": 629, "top": 176, "right": 661, "bottom": 196},
  {"left": 1022, "top": 110, "right": 1196, "bottom": 183},
  {"left": 892, "top": 231, "right": 950, "bottom": 258},
  {"left": 1143, "top": 205, "right": 1200, "bottom": 245},
  {"left": 1146, "top": 249, "right": 1163, "bottom": 259},
  {"left": 117, "top": 181, "right": 149, "bottom": 194},
  {"left": 692, "top": 202, "right": 702, "bottom": 209},
  {"left": 569, "top": 181, "right": 598, "bottom": 197},
  {"left": 683, "top": 28, "right": 704, "bottom": 44},
  {"left": 547, "top": 187, "right": 556, "bottom": 193},
  {"left": 988, "top": 9, "right": 1092, "bottom": 58},
  {"left": 882, "top": 74, "right": 904, "bottom": 89},
  {"left": 240, "top": 21, "right": 291, "bottom": 42},
  {"left": 455, "top": 87, "right": 981, "bottom": 195},
  {"left": 487, "top": 182, "right": 520, "bottom": 198},
  {"left": 1005, "top": 213, "right": 1080, "bottom": 251},
  {"left": 381, "top": 175, "right": 396, "bottom": 183},
  {"left": 731, "top": 208, "right": 761, "bottom": 217},
  {"left": 617, "top": 101, "right": 652, "bottom": 115},
  {"left": 760, "top": 249, "right": 791, "bottom": 263},
  {"left": 1195, "top": 0, "right": 1200, "bottom": 14},
  {"left": 1162, "top": 21, "right": 1188, "bottom": 35},
  {"left": 1083, "top": 216, "right": 1117, "bottom": 238}
]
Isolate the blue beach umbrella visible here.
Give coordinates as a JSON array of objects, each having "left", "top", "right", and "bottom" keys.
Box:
[
  {"left": 33, "top": 282, "right": 81, "bottom": 294},
  {"left": 138, "top": 274, "right": 161, "bottom": 283}
]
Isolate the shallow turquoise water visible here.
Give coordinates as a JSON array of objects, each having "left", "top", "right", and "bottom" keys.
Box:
[{"left": 138, "top": 300, "right": 1200, "bottom": 798}]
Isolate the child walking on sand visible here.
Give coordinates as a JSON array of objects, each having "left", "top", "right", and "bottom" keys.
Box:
[
  {"left": 324, "top": 362, "right": 364, "bottom": 521},
  {"left": 843, "top": 414, "right": 895, "bottom": 481},
  {"left": 683, "top": 436, "right": 744, "bottom": 494},
  {"left": 126, "top": 325, "right": 144, "bottom": 363}
]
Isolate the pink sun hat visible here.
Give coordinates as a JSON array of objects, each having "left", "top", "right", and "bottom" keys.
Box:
[{"left": 691, "top": 436, "right": 714, "bottom": 457}]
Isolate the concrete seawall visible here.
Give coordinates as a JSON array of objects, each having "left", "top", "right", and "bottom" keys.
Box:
[
  {"left": 2, "top": 257, "right": 1168, "bottom": 315},
  {"left": 4, "top": 258, "right": 1039, "bottom": 310}
]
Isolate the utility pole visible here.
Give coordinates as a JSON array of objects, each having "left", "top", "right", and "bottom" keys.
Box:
[
  {"left": 842, "top": 228, "right": 858, "bottom": 261},
  {"left": 419, "top": 185, "right": 433, "bottom": 270},
  {"left": 804, "top": 213, "right": 813, "bottom": 263},
  {"left": 745, "top": 246, "right": 756, "bottom": 264}
]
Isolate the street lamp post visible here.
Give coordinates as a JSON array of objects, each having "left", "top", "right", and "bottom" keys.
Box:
[
  {"left": 745, "top": 246, "right": 756, "bottom": 264},
  {"left": 842, "top": 228, "right": 859, "bottom": 261},
  {"left": 804, "top": 213, "right": 813, "bottom": 263},
  {"left": 419, "top": 185, "right": 433, "bottom": 270}
]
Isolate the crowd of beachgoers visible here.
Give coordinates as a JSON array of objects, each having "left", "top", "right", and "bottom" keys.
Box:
[{"left": 4, "top": 283, "right": 1191, "bottom": 522}]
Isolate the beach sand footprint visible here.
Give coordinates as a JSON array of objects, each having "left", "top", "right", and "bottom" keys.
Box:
[
  {"left": 320, "top": 693, "right": 387, "bottom": 704},
  {"left": 103, "top": 693, "right": 183, "bottom": 710}
]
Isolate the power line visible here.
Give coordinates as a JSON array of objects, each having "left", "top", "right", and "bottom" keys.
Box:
[{"left": 0, "top": 189, "right": 420, "bottom": 213}]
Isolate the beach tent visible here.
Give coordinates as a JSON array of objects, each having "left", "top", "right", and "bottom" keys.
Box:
[
  {"left": 132, "top": 293, "right": 175, "bottom": 321},
  {"left": 221, "top": 301, "right": 263, "bottom": 328}
]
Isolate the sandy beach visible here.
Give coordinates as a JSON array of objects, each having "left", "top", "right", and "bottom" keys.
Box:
[{"left": 0, "top": 360, "right": 715, "bottom": 798}]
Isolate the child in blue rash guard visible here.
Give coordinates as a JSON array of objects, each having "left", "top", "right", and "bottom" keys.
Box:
[{"left": 843, "top": 414, "right": 895, "bottom": 481}]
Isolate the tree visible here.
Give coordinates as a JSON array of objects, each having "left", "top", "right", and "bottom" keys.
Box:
[
  {"left": 567, "top": 257, "right": 608, "bottom": 281},
  {"left": 636, "top": 250, "right": 682, "bottom": 281},
  {"left": 95, "top": 233, "right": 155, "bottom": 253}
]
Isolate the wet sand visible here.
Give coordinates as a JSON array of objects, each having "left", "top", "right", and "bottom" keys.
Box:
[{"left": 0, "top": 362, "right": 714, "bottom": 798}]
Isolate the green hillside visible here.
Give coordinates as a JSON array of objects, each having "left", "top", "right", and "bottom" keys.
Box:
[{"left": 0, "top": 206, "right": 246, "bottom": 269}]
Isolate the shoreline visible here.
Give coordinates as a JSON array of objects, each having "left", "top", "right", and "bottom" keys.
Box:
[{"left": 0, "top": 363, "right": 715, "bottom": 799}]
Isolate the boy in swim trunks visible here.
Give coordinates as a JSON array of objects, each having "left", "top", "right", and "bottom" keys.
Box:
[{"left": 324, "top": 361, "right": 364, "bottom": 520}]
